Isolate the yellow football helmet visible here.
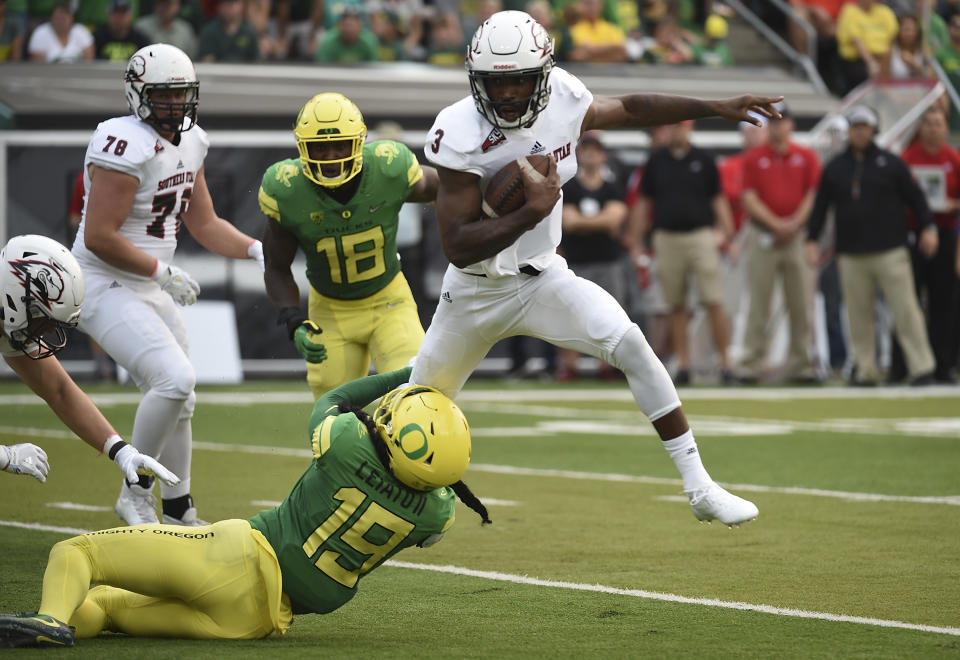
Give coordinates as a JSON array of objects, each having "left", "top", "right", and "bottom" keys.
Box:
[
  {"left": 373, "top": 385, "right": 471, "bottom": 491},
  {"left": 294, "top": 93, "right": 367, "bottom": 188}
]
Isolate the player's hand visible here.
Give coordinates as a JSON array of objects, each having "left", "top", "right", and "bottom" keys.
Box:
[
  {"left": 918, "top": 227, "right": 939, "bottom": 258},
  {"left": 153, "top": 261, "right": 200, "bottom": 306},
  {"left": 113, "top": 444, "right": 181, "bottom": 486},
  {"left": 0, "top": 443, "right": 50, "bottom": 483},
  {"left": 714, "top": 95, "right": 785, "bottom": 126},
  {"left": 294, "top": 320, "right": 328, "bottom": 363},
  {"left": 247, "top": 240, "right": 265, "bottom": 272},
  {"left": 520, "top": 155, "right": 560, "bottom": 221},
  {"left": 804, "top": 241, "right": 820, "bottom": 268}
]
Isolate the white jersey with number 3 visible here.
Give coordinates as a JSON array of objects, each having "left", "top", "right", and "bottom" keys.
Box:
[
  {"left": 424, "top": 66, "right": 593, "bottom": 277},
  {"left": 73, "top": 115, "right": 209, "bottom": 281}
]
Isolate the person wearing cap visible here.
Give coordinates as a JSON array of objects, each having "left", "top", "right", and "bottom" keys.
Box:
[
  {"left": 27, "top": 0, "right": 94, "bottom": 61},
  {"left": 738, "top": 103, "right": 822, "bottom": 384},
  {"left": 806, "top": 104, "right": 937, "bottom": 386},
  {"left": 197, "top": 0, "right": 260, "bottom": 61},
  {"left": 314, "top": 5, "right": 379, "bottom": 62},
  {"left": 92, "top": 0, "right": 150, "bottom": 60},
  {"left": 134, "top": 0, "right": 198, "bottom": 59},
  {"left": 557, "top": 131, "right": 629, "bottom": 380},
  {"left": 692, "top": 13, "right": 732, "bottom": 67},
  {"left": 631, "top": 119, "right": 737, "bottom": 386}
]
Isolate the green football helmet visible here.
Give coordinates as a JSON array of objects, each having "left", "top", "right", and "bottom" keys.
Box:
[
  {"left": 294, "top": 92, "right": 366, "bottom": 188},
  {"left": 373, "top": 385, "right": 471, "bottom": 491}
]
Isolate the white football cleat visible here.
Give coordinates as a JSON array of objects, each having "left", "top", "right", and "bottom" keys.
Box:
[
  {"left": 686, "top": 482, "right": 759, "bottom": 527},
  {"left": 115, "top": 481, "right": 159, "bottom": 525},
  {"left": 162, "top": 507, "right": 208, "bottom": 526}
]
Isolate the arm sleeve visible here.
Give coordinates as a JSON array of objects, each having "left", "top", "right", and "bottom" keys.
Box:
[
  {"left": 258, "top": 164, "right": 281, "bottom": 221},
  {"left": 85, "top": 120, "right": 154, "bottom": 180},
  {"left": 807, "top": 175, "right": 831, "bottom": 241},
  {"left": 307, "top": 367, "right": 413, "bottom": 438}
]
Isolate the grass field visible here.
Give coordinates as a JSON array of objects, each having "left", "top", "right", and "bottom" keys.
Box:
[{"left": 1, "top": 379, "right": 959, "bottom": 658}]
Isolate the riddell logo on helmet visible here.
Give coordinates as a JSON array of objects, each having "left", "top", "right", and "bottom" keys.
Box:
[{"left": 493, "top": 64, "right": 516, "bottom": 70}]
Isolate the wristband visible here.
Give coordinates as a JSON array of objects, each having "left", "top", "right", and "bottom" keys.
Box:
[
  {"left": 103, "top": 434, "right": 127, "bottom": 461},
  {"left": 277, "top": 306, "right": 308, "bottom": 340},
  {"left": 151, "top": 259, "right": 168, "bottom": 280}
]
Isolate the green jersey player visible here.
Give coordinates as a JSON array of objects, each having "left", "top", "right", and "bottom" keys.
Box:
[
  {"left": 260, "top": 93, "right": 439, "bottom": 399},
  {"left": 0, "top": 367, "right": 491, "bottom": 647}
]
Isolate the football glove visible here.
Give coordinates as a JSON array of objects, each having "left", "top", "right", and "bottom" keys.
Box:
[
  {"left": 277, "top": 307, "right": 328, "bottom": 364},
  {"left": 294, "top": 321, "right": 327, "bottom": 364},
  {"left": 247, "top": 240, "right": 265, "bottom": 272},
  {"left": 152, "top": 260, "right": 200, "bottom": 306},
  {"left": 108, "top": 438, "right": 181, "bottom": 487},
  {"left": 0, "top": 443, "right": 50, "bottom": 483}
]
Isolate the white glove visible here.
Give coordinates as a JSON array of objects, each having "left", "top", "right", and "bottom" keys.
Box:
[
  {"left": 0, "top": 443, "right": 50, "bottom": 483},
  {"left": 247, "top": 240, "right": 265, "bottom": 272},
  {"left": 152, "top": 260, "right": 200, "bottom": 306},
  {"left": 105, "top": 435, "right": 181, "bottom": 486}
]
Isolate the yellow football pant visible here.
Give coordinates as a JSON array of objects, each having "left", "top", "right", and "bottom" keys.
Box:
[
  {"left": 38, "top": 519, "right": 292, "bottom": 640},
  {"left": 307, "top": 271, "right": 425, "bottom": 399}
]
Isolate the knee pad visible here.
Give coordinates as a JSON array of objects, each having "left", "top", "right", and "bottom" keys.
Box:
[
  {"left": 611, "top": 325, "right": 681, "bottom": 421},
  {"left": 143, "top": 354, "right": 196, "bottom": 401},
  {"left": 179, "top": 390, "right": 196, "bottom": 420}
]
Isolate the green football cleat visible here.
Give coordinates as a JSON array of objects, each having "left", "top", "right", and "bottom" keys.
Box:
[{"left": 0, "top": 613, "right": 75, "bottom": 648}]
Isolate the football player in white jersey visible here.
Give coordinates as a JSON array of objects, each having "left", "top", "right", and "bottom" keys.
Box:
[
  {"left": 72, "top": 44, "right": 265, "bottom": 526},
  {"left": 1, "top": 234, "right": 180, "bottom": 488},
  {"left": 415, "top": 10, "right": 783, "bottom": 527}
]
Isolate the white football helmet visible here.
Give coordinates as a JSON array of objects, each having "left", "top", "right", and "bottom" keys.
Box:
[
  {"left": 124, "top": 43, "right": 199, "bottom": 138},
  {"left": 466, "top": 10, "right": 555, "bottom": 129},
  {"left": 0, "top": 235, "right": 84, "bottom": 359}
]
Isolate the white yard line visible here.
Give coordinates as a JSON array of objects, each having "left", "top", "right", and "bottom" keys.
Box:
[
  {"left": 384, "top": 561, "right": 960, "bottom": 638},
  {"left": 2, "top": 519, "right": 955, "bottom": 638},
  {"left": 0, "top": 428, "right": 956, "bottom": 506},
  {"left": 0, "top": 384, "right": 959, "bottom": 407}
]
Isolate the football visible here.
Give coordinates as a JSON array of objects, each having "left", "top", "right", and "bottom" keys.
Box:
[{"left": 481, "top": 155, "right": 551, "bottom": 218}]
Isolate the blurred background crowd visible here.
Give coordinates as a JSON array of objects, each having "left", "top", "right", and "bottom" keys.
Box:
[{"left": 1, "top": 0, "right": 959, "bottom": 389}]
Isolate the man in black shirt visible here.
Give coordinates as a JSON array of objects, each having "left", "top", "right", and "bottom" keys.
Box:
[
  {"left": 631, "top": 120, "right": 736, "bottom": 385},
  {"left": 558, "top": 131, "right": 628, "bottom": 380},
  {"left": 93, "top": 0, "right": 150, "bottom": 62},
  {"left": 805, "top": 105, "right": 937, "bottom": 385}
]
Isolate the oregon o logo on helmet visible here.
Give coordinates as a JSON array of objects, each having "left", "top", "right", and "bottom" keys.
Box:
[{"left": 398, "top": 423, "right": 428, "bottom": 460}]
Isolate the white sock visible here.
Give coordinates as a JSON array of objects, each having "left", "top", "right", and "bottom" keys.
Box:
[{"left": 662, "top": 430, "right": 712, "bottom": 492}]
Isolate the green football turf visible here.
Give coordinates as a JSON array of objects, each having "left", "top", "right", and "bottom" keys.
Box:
[{"left": 1, "top": 380, "right": 958, "bottom": 658}]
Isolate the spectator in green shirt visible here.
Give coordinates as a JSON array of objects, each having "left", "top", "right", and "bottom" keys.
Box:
[
  {"left": 314, "top": 6, "right": 378, "bottom": 62},
  {"left": 692, "top": 12, "right": 732, "bottom": 67},
  {"left": 197, "top": 0, "right": 259, "bottom": 61}
]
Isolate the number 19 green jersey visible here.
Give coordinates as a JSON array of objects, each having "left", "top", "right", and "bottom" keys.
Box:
[
  {"left": 248, "top": 368, "right": 455, "bottom": 615},
  {"left": 258, "top": 140, "right": 424, "bottom": 300}
]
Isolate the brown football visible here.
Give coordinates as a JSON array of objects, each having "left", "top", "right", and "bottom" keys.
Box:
[{"left": 481, "top": 155, "right": 551, "bottom": 218}]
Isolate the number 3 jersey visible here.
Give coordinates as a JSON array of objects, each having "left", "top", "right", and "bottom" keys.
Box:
[
  {"left": 248, "top": 408, "right": 455, "bottom": 615},
  {"left": 72, "top": 115, "right": 209, "bottom": 280},
  {"left": 258, "top": 140, "right": 424, "bottom": 300},
  {"left": 424, "top": 66, "right": 594, "bottom": 277}
]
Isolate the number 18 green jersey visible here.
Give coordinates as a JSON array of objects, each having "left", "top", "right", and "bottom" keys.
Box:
[
  {"left": 258, "top": 140, "right": 424, "bottom": 300},
  {"left": 248, "top": 369, "right": 455, "bottom": 615}
]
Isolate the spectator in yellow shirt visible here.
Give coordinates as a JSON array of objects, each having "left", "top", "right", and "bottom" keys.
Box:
[
  {"left": 836, "top": 0, "right": 898, "bottom": 93},
  {"left": 569, "top": 0, "right": 627, "bottom": 62}
]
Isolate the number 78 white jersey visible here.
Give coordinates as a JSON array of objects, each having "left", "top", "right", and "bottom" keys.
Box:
[{"left": 72, "top": 115, "right": 209, "bottom": 280}]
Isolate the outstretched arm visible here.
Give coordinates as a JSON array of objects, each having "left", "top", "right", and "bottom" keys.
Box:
[
  {"left": 308, "top": 367, "right": 413, "bottom": 435},
  {"left": 4, "top": 354, "right": 180, "bottom": 485},
  {"left": 182, "top": 168, "right": 262, "bottom": 261},
  {"left": 581, "top": 93, "right": 784, "bottom": 133}
]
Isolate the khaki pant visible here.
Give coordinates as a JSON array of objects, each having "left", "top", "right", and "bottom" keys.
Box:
[
  {"left": 838, "top": 248, "right": 935, "bottom": 382},
  {"left": 652, "top": 227, "right": 724, "bottom": 308},
  {"left": 740, "top": 230, "right": 815, "bottom": 379}
]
